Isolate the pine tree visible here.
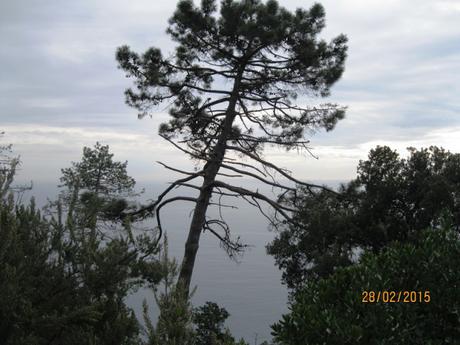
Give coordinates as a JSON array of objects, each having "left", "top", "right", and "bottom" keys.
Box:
[{"left": 117, "top": 0, "right": 347, "bottom": 293}]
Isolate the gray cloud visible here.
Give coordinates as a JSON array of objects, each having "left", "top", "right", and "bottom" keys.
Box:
[{"left": 1, "top": 0, "right": 459, "bottom": 183}]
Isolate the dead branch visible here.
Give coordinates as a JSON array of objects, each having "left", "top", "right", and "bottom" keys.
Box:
[{"left": 203, "top": 219, "right": 249, "bottom": 260}]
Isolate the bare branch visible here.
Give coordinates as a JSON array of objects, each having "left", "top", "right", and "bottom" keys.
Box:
[
  {"left": 222, "top": 159, "right": 267, "bottom": 177},
  {"left": 160, "top": 135, "right": 207, "bottom": 161},
  {"left": 220, "top": 163, "right": 296, "bottom": 192},
  {"left": 154, "top": 196, "right": 198, "bottom": 245},
  {"left": 120, "top": 173, "right": 200, "bottom": 221},
  {"left": 157, "top": 161, "right": 203, "bottom": 176},
  {"left": 212, "top": 180, "right": 296, "bottom": 221},
  {"left": 225, "top": 145, "right": 338, "bottom": 195}
]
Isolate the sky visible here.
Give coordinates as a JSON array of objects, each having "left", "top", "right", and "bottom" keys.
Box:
[{"left": 1, "top": 0, "right": 460, "bottom": 185}]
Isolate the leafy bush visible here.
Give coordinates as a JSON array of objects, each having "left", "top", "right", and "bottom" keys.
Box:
[{"left": 271, "top": 225, "right": 460, "bottom": 345}]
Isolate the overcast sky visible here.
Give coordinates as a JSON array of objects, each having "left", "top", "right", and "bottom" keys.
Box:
[{"left": 1, "top": 0, "right": 460, "bottom": 186}]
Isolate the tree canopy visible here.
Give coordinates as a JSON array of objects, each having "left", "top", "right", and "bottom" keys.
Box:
[
  {"left": 267, "top": 145, "right": 460, "bottom": 291},
  {"left": 117, "top": 0, "right": 347, "bottom": 293}
]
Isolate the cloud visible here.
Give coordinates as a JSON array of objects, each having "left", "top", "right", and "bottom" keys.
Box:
[
  {"left": 1, "top": 122, "right": 191, "bottom": 184},
  {"left": 1, "top": 0, "right": 459, "bottom": 184}
]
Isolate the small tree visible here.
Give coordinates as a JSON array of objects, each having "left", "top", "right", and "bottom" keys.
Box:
[
  {"left": 53, "top": 142, "right": 163, "bottom": 285},
  {"left": 117, "top": 0, "right": 347, "bottom": 294},
  {"left": 59, "top": 142, "right": 137, "bottom": 233}
]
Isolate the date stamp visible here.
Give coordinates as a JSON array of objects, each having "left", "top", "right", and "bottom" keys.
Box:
[{"left": 362, "top": 291, "right": 430, "bottom": 303}]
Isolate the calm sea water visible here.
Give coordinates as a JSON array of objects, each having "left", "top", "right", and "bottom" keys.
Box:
[
  {"left": 127, "top": 200, "right": 289, "bottom": 343},
  {"left": 25, "top": 179, "right": 343, "bottom": 342}
]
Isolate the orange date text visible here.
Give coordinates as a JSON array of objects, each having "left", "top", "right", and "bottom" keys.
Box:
[{"left": 361, "top": 291, "right": 430, "bottom": 303}]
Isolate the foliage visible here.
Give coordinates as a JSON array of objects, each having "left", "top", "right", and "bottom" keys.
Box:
[
  {"left": 0, "top": 143, "right": 162, "bottom": 344},
  {"left": 58, "top": 142, "right": 138, "bottom": 230},
  {"left": 51, "top": 143, "right": 162, "bottom": 286},
  {"left": 193, "top": 302, "right": 238, "bottom": 345},
  {"left": 267, "top": 145, "right": 460, "bottom": 290},
  {"left": 0, "top": 196, "right": 143, "bottom": 344},
  {"left": 271, "top": 225, "right": 460, "bottom": 345},
  {"left": 60, "top": 142, "right": 136, "bottom": 198}
]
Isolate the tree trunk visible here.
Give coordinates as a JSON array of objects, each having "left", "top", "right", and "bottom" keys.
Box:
[{"left": 178, "top": 71, "right": 243, "bottom": 294}]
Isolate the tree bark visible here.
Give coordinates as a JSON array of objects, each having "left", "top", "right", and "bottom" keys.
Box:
[{"left": 178, "top": 70, "right": 243, "bottom": 294}]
